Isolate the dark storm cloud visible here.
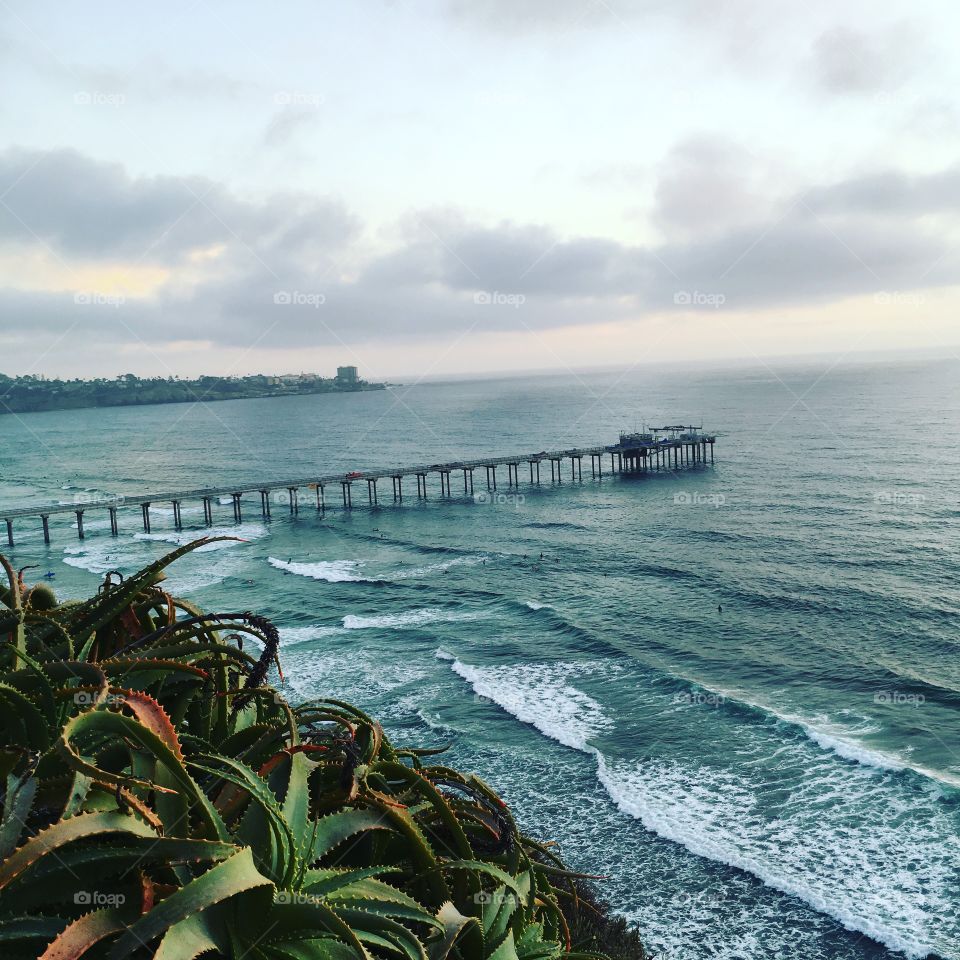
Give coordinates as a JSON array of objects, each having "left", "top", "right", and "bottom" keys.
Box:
[{"left": 0, "top": 147, "right": 955, "bottom": 354}]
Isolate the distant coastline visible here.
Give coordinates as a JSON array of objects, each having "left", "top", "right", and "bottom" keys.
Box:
[{"left": 0, "top": 369, "right": 386, "bottom": 415}]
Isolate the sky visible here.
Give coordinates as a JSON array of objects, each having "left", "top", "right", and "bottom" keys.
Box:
[{"left": 1, "top": 0, "right": 959, "bottom": 381}]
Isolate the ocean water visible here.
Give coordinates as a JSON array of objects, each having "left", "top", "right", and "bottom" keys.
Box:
[{"left": 1, "top": 357, "right": 958, "bottom": 960}]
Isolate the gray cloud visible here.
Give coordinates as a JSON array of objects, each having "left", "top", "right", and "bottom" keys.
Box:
[
  {"left": 0, "top": 147, "right": 955, "bottom": 358},
  {"left": 808, "top": 24, "right": 922, "bottom": 95},
  {"left": 0, "top": 148, "right": 358, "bottom": 265}
]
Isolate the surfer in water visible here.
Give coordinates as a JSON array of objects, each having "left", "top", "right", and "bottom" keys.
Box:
[{"left": 717, "top": 604, "right": 723, "bottom": 614}]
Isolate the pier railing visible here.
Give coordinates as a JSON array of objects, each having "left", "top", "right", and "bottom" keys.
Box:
[{"left": 2, "top": 434, "right": 716, "bottom": 545}]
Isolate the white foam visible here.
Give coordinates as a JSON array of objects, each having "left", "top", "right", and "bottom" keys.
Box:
[
  {"left": 440, "top": 653, "right": 957, "bottom": 959},
  {"left": 135, "top": 523, "right": 265, "bottom": 547},
  {"left": 280, "top": 625, "right": 344, "bottom": 646},
  {"left": 439, "top": 652, "right": 611, "bottom": 752},
  {"left": 268, "top": 557, "right": 372, "bottom": 583},
  {"left": 343, "top": 608, "right": 479, "bottom": 630},
  {"left": 596, "top": 756, "right": 955, "bottom": 960},
  {"left": 395, "top": 555, "right": 490, "bottom": 578},
  {"left": 525, "top": 600, "right": 551, "bottom": 611}
]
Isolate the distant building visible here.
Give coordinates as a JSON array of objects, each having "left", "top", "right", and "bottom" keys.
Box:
[{"left": 336, "top": 366, "right": 358, "bottom": 385}]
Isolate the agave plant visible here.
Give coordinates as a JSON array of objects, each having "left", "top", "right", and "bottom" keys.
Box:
[{"left": 0, "top": 540, "right": 642, "bottom": 960}]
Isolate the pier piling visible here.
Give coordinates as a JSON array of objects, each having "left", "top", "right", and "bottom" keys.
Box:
[{"left": 1, "top": 428, "right": 717, "bottom": 543}]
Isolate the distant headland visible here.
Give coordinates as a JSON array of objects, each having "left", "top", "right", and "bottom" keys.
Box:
[{"left": 0, "top": 366, "right": 386, "bottom": 415}]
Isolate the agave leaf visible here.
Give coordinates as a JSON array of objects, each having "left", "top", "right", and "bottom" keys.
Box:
[
  {"left": 152, "top": 906, "right": 230, "bottom": 960},
  {"left": 439, "top": 861, "right": 524, "bottom": 899},
  {"left": 306, "top": 808, "right": 394, "bottom": 863},
  {"left": 0, "top": 772, "right": 36, "bottom": 859},
  {"left": 38, "top": 906, "right": 134, "bottom": 960},
  {"left": 428, "top": 901, "right": 477, "bottom": 960},
  {"left": 106, "top": 847, "right": 272, "bottom": 959},
  {"left": 0, "top": 683, "right": 50, "bottom": 751},
  {"left": 301, "top": 866, "right": 400, "bottom": 897},
  {"left": 0, "top": 810, "right": 158, "bottom": 891},
  {"left": 337, "top": 908, "right": 427, "bottom": 960},
  {"left": 190, "top": 755, "right": 297, "bottom": 888},
  {"left": 58, "top": 709, "right": 227, "bottom": 840}
]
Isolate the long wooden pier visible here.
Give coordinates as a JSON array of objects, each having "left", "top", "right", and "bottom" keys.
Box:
[{"left": 1, "top": 427, "right": 716, "bottom": 546}]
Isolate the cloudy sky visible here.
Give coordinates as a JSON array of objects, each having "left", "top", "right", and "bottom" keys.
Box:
[{"left": 1, "top": 0, "right": 959, "bottom": 380}]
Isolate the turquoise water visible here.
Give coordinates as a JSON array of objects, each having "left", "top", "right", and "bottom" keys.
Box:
[{"left": 2, "top": 358, "right": 959, "bottom": 959}]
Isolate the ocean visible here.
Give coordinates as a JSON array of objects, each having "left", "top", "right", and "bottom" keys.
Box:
[{"left": 1, "top": 356, "right": 958, "bottom": 960}]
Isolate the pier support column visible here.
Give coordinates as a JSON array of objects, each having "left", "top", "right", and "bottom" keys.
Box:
[
  {"left": 463, "top": 470, "right": 470, "bottom": 495},
  {"left": 394, "top": 476, "right": 403, "bottom": 501},
  {"left": 260, "top": 490, "right": 271, "bottom": 518},
  {"left": 202, "top": 497, "right": 213, "bottom": 526},
  {"left": 5, "top": 518, "right": 13, "bottom": 548},
  {"left": 108, "top": 507, "right": 118, "bottom": 536},
  {"left": 172, "top": 500, "right": 182, "bottom": 530},
  {"left": 288, "top": 487, "right": 298, "bottom": 514},
  {"left": 416, "top": 473, "right": 427, "bottom": 498},
  {"left": 316, "top": 484, "right": 325, "bottom": 511},
  {"left": 710, "top": 442, "right": 714, "bottom": 464},
  {"left": 75, "top": 510, "right": 84, "bottom": 540},
  {"left": 341, "top": 482, "right": 352, "bottom": 508},
  {"left": 367, "top": 478, "right": 378, "bottom": 506},
  {"left": 232, "top": 493, "right": 242, "bottom": 523},
  {"left": 141, "top": 504, "right": 151, "bottom": 534},
  {"left": 41, "top": 514, "right": 50, "bottom": 545}
]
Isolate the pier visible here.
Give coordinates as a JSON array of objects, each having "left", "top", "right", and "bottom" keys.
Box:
[{"left": 1, "top": 427, "right": 716, "bottom": 546}]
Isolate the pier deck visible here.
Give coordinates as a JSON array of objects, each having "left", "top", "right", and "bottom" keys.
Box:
[{"left": 2, "top": 429, "right": 716, "bottom": 546}]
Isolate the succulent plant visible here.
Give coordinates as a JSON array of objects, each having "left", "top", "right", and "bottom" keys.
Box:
[{"left": 0, "top": 540, "right": 639, "bottom": 960}]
